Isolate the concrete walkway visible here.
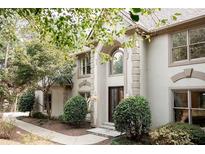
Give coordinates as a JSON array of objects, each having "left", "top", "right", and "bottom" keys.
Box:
[{"left": 2, "top": 112, "right": 108, "bottom": 145}]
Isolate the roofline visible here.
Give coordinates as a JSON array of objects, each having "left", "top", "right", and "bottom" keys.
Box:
[
  {"left": 150, "top": 14, "right": 205, "bottom": 35},
  {"left": 125, "top": 13, "right": 205, "bottom": 36},
  {"left": 70, "top": 46, "right": 91, "bottom": 56}
]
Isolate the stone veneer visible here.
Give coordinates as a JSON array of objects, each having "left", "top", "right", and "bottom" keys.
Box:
[{"left": 131, "top": 46, "right": 141, "bottom": 96}]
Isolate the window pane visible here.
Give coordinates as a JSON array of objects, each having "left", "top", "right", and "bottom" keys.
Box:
[
  {"left": 174, "top": 109, "right": 189, "bottom": 123},
  {"left": 172, "top": 31, "right": 187, "bottom": 47},
  {"left": 83, "top": 66, "right": 85, "bottom": 75},
  {"left": 172, "top": 47, "right": 187, "bottom": 62},
  {"left": 189, "top": 27, "right": 205, "bottom": 44},
  {"left": 174, "top": 91, "right": 188, "bottom": 107},
  {"left": 191, "top": 110, "right": 205, "bottom": 127},
  {"left": 86, "top": 56, "right": 91, "bottom": 74},
  {"left": 191, "top": 91, "right": 205, "bottom": 108},
  {"left": 190, "top": 43, "right": 205, "bottom": 59},
  {"left": 87, "top": 66, "right": 91, "bottom": 74},
  {"left": 111, "top": 51, "right": 123, "bottom": 74}
]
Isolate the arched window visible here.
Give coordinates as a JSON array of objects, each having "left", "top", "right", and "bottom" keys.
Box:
[{"left": 110, "top": 49, "right": 123, "bottom": 75}]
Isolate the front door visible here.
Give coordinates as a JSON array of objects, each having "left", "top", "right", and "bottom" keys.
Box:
[{"left": 108, "top": 86, "right": 124, "bottom": 122}]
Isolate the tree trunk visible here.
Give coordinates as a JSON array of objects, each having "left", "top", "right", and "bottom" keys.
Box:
[
  {"left": 4, "top": 44, "right": 9, "bottom": 68},
  {"left": 14, "top": 94, "right": 19, "bottom": 112}
]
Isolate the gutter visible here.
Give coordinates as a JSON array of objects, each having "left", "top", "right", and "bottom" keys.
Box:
[{"left": 122, "top": 12, "right": 205, "bottom": 36}]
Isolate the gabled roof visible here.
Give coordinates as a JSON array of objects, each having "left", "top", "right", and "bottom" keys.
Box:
[{"left": 123, "top": 8, "right": 205, "bottom": 33}]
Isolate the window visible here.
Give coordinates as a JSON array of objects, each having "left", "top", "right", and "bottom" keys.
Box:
[
  {"left": 79, "top": 54, "right": 91, "bottom": 76},
  {"left": 110, "top": 49, "right": 123, "bottom": 75},
  {"left": 79, "top": 92, "right": 90, "bottom": 100},
  {"left": 173, "top": 90, "right": 205, "bottom": 127},
  {"left": 171, "top": 27, "right": 205, "bottom": 63}
]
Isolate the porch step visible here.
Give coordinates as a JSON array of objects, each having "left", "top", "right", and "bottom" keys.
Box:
[
  {"left": 87, "top": 127, "right": 121, "bottom": 138},
  {"left": 100, "top": 122, "right": 115, "bottom": 130}
]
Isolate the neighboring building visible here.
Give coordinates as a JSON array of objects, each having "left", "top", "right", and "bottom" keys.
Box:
[{"left": 35, "top": 9, "right": 205, "bottom": 128}]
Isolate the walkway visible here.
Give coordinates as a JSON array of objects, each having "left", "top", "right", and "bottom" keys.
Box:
[{"left": 2, "top": 112, "right": 108, "bottom": 145}]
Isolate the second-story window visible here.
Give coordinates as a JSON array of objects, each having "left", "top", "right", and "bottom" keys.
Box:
[
  {"left": 110, "top": 49, "right": 124, "bottom": 75},
  {"left": 79, "top": 54, "right": 91, "bottom": 76},
  {"left": 171, "top": 27, "right": 205, "bottom": 63}
]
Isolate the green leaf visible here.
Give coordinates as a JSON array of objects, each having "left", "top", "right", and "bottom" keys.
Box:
[
  {"left": 129, "top": 11, "right": 139, "bottom": 22},
  {"left": 131, "top": 8, "right": 141, "bottom": 15},
  {"left": 174, "top": 12, "right": 181, "bottom": 16},
  {"left": 172, "top": 15, "right": 177, "bottom": 21}
]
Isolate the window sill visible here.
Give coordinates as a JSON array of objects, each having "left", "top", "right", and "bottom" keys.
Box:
[
  {"left": 169, "top": 57, "right": 205, "bottom": 67},
  {"left": 78, "top": 74, "right": 91, "bottom": 79},
  {"left": 108, "top": 74, "right": 124, "bottom": 77}
]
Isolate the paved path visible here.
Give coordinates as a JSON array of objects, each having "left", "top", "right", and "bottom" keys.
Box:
[{"left": 2, "top": 112, "right": 108, "bottom": 145}]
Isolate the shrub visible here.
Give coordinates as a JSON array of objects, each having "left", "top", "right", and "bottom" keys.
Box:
[
  {"left": 32, "top": 112, "right": 48, "bottom": 119},
  {"left": 167, "top": 123, "right": 205, "bottom": 144},
  {"left": 0, "top": 120, "right": 15, "bottom": 139},
  {"left": 150, "top": 122, "right": 205, "bottom": 145},
  {"left": 18, "top": 90, "right": 35, "bottom": 112},
  {"left": 150, "top": 123, "right": 192, "bottom": 145},
  {"left": 113, "top": 96, "right": 151, "bottom": 140},
  {"left": 63, "top": 95, "right": 87, "bottom": 126}
]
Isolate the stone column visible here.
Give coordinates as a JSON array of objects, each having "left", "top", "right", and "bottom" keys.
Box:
[{"left": 131, "top": 45, "right": 141, "bottom": 96}]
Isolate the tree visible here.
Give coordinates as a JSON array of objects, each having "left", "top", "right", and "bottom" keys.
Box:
[
  {"left": 0, "top": 8, "right": 181, "bottom": 113},
  {"left": 15, "top": 40, "right": 74, "bottom": 117}
]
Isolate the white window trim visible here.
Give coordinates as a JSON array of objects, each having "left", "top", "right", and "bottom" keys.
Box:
[
  {"left": 110, "top": 48, "right": 124, "bottom": 76},
  {"left": 78, "top": 55, "right": 91, "bottom": 78},
  {"left": 169, "top": 26, "right": 205, "bottom": 67}
]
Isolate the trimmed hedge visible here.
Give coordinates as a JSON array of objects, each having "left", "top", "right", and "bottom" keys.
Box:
[
  {"left": 63, "top": 95, "right": 87, "bottom": 126},
  {"left": 113, "top": 96, "right": 151, "bottom": 140},
  {"left": 18, "top": 90, "right": 35, "bottom": 112},
  {"left": 150, "top": 122, "right": 205, "bottom": 145}
]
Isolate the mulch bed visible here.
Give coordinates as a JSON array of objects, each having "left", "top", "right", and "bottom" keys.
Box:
[{"left": 19, "top": 117, "right": 92, "bottom": 136}]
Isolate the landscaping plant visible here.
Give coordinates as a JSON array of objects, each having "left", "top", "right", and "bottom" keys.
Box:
[
  {"left": 63, "top": 95, "right": 87, "bottom": 127},
  {"left": 18, "top": 89, "right": 35, "bottom": 112},
  {"left": 150, "top": 122, "right": 205, "bottom": 145},
  {"left": 0, "top": 120, "right": 15, "bottom": 139},
  {"left": 113, "top": 96, "right": 151, "bottom": 141}
]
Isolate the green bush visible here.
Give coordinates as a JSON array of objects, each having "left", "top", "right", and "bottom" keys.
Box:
[
  {"left": 150, "top": 124, "right": 192, "bottom": 145},
  {"left": 63, "top": 95, "right": 87, "bottom": 126},
  {"left": 0, "top": 120, "right": 15, "bottom": 139},
  {"left": 168, "top": 123, "right": 205, "bottom": 144},
  {"left": 18, "top": 90, "right": 35, "bottom": 112},
  {"left": 150, "top": 122, "right": 205, "bottom": 145},
  {"left": 32, "top": 112, "right": 48, "bottom": 119},
  {"left": 113, "top": 96, "right": 151, "bottom": 140}
]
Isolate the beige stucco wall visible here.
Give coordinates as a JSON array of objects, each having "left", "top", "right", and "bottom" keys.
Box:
[
  {"left": 34, "top": 90, "right": 44, "bottom": 112},
  {"left": 146, "top": 33, "right": 205, "bottom": 128},
  {"left": 51, "top": 86, "right": 71, "bottom": 117}
]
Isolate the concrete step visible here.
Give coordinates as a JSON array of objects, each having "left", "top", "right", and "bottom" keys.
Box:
[
  {"left": 87, "top": 127, "right": 121, "bottom": 138},
  {"left": 100, "top": 124, "right": 115, "bottom": 130},
  {"left": 103, "top": 122, "right": 114, "bottom": 127}
]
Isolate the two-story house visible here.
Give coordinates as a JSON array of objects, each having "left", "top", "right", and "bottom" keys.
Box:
[{"left": 35, "top": 8, "right": 205, "bottom": 129}]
